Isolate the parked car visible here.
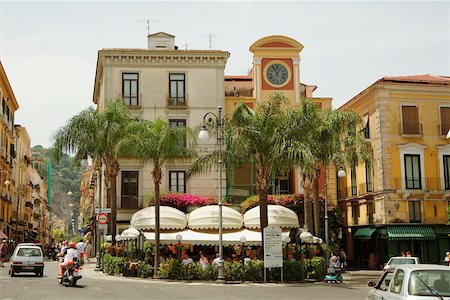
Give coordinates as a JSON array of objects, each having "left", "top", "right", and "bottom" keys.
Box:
[
  {"left": 9, "top": 245, "right": 44, "bottom": 277},
  {"left": 367, "top": 264, "right": 450, "bottom": 300},
  {"left": 383, "top": 256, "right": 421, "bottom": 271}
]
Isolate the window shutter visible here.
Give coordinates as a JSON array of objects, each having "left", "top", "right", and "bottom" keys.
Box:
[
  {"left": 440, "top": 107, "right": 450, "bottom": 135},
  {"left": 402, "top": 106, "right": 419, "bottom": 134}
]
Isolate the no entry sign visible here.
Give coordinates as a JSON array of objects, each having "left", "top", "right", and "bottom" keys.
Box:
[{"left": 97, "top": 213, "right": 109, "bottom": 224}]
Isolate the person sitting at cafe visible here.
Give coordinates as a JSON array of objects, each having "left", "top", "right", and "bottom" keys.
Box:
[
  {"left": 198, "top": 251, "right": 209, "bottom": 269},
  {"left": 181, "top": 253, "right": 193, "bottom": 265}
]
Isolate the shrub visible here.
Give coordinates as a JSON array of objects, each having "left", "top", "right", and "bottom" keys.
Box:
[
  {"left": 158, "top": 258, "right": 183, "bottom": 280},
  {"left": 224, "top": 261, "right": 244, "bottom": 281},
  {"left": 244, "top": 260, "right": 264, "bottom": 282},
  {"left": 102, "top": 254, "right": 125, "bottom": 275},
  {"left": 148, "top": 193, "right": 218, "bottom": 212},
  {"left": 240, "top": 194, "right": 305, "bottom": 213},
  {"left": 305, "top": 256, "right": 326, "bottom": 281},
  {"left": 201, "top": 265, "right": 218, "bottom": 281},
  {"left": 137, "top": 261, "right": 153, "bottom": 278},
  {"left": 182, "top": 262, "right": 203, "bottom": 281}
]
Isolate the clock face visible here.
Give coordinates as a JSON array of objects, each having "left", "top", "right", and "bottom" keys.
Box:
[{"left": 266, "top": 63, "right": 289, "bottom": 86}]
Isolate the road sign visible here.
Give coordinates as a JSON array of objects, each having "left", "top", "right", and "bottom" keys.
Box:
[
  {"left": 95, "top": 208, "right": 111, "bottom": 214},
  {"left": 97, "top": 213, "right": 109, "bottom": 224},
  {"left": 263, "top": 227, "right": 283, "bottom": 268}
]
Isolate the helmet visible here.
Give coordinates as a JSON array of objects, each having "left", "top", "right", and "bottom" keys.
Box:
[{"left": 68, "top": 242, "right": 76, "bottom": 249}]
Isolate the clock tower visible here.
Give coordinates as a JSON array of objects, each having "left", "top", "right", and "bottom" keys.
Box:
[{"left": 249, "top": 35, "right": 304, "bottom": 106}]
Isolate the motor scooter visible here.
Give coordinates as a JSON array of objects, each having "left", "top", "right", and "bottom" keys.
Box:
[{"left": 59, "top": 258, "right": 82, "bottom": 287}]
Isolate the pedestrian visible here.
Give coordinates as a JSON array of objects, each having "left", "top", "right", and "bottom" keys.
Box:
[
  {"left": 339, "top": 249, "right": 347, "bottom": 269},
  {"left": 400, "top": 251, "right": 406, "bottom": 257},
  {"left": 406, "top": 251, "right": 411, "bottom": 257},
  {"left": 0, "top": 240, "right": 8, "bottom": 267},
  {"left": 76, "top": 239, "right": 86, "bottom": 264},
  {"left": 85, "top": 240, "right": 92, "bottom": 263},
  {"left": 444, "top": 252, "right": 450, "bottom": 266}
]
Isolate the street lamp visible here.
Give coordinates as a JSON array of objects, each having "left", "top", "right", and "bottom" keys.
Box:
[
  {"left": 198, "top": 105, "right": 225, "bottom": 281},
  {"left": 240, "top": 235, "right": 246, "bottom": 282},
  {"left": 176, "top": 234, "right": 182, "bottom": 260},
  {"left": 333, "top": 168, "right": 347, "bottom": 246}
]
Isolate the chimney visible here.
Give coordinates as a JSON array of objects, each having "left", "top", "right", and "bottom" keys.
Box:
[{"left": 147, "top": 32, "right": 176, "bottom": 50}]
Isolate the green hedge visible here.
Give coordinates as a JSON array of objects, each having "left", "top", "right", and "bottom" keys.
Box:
[
  {"left": 157, "top": 259, "right": 304, "bottom": 282},
  {"left": 304, "top": 256, "right": 326, "bottom": 280},
  {"left": 103, "top": 254, "right": 125, "bottom": 275}
]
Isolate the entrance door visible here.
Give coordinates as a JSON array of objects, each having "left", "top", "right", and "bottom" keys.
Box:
[{"left": 412, "top": 241, "right": 423, "bottom": 261}]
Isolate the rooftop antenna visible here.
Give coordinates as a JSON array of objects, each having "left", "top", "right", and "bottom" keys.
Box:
[
  {"left": 208, "top": 33, "right": 215, "bottom": 50},
  {"left": 137, "top": 19, "right": 159, "bottom": 35}
]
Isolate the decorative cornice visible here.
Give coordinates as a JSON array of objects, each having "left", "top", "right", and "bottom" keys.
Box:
[{"left": 249, "top": 35, "right": 304, "bottom": 52}]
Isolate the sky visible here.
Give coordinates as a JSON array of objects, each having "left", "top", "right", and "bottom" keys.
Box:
[{"left": 0, "top": 1, "right": 449, "bottom": 148}]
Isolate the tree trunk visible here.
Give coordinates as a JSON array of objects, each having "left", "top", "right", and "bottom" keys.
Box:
[
  {"left": 255, "top": 153, "right": 269, "bottom": 257},
  {"left": 302, "top": 175, "right": 313, "bottom": 232},
  {"left": 153, "top": 164, "right": 162, "bottom": 279},
  {"left": 312, "top": 176, "right": 320, "bottom": 236},
  {"left": 106, "top": 160, "right": 119, "bottom": 246}
]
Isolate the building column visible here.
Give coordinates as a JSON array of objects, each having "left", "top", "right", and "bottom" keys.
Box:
[
  {"left": 292, "top": 58, "right": 301, "bottom": 103},
  {"left": 253, "top": 57, "right": 262, "bottom": 103}
]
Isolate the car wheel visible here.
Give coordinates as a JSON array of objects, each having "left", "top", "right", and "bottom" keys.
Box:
[{"left": 10, "top": 268, "right": 15, "bottom": 277}]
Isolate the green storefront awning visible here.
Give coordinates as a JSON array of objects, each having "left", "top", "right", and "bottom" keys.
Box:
[
  {"left": 387, "top": 226, "right": 435, "bottom": 241},
  {"left": 433, "top": 226, "right": 450, "bottom": 236},
  {"left": 354, "top": 227, "right": 376, "bottom": 239}
]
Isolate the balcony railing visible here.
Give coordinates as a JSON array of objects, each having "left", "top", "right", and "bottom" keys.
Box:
[
  {"left": 399, "top": 122, "right": 422, "bottom": 135},
  {"left": 394, "top": 177, "right": 450, "bottom": 191},
  {"left": 167, "top": 94, "right": 188, "bottom": 108}
]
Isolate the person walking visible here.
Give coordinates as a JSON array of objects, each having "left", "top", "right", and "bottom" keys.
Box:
[
  {"left": 0, "top": 240, "right": 8, "bottom": 267},
  {"left": 76, "top": 239, "right": 86, "bottom": 264},
  {"left": 85, "top": 240, "right": 92, "bottom": 263},
  {"left": 444, "top": 252, "right": 450, "bottom": 266}
]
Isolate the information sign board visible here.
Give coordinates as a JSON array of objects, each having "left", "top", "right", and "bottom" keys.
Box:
[{"left": 263, "top": 227, "right": 283, "bottom": 268}]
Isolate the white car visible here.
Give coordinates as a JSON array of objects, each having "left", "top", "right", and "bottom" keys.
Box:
[
  {"left": 9, "top": 245, "right": 45, "bottom": 277},
  {"left": 383, "top": 257, "right": 421, "bottom": 271},
  {"left": 367, "top": 264, "right": 450, "bottom": 300}
]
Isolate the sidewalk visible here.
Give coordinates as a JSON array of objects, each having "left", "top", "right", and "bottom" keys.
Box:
[
  {"left": 341, "top": 270, "right": 383, "bottom": 286},
  {"left": 81, "top": 261, "right": 382, "bottom": 286}
]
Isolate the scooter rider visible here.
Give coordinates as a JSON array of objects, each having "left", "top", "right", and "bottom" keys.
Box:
[{"left": 58, "top": 242, "right": 79, "bottom": 279}]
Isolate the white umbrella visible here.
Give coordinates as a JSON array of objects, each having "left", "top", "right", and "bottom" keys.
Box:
[
  {"left": 115, "top": 234, "right": 122, "bottom": 242},
  {"left": 244, "top": 205, "right": 299, "bottom": 229},
  {"left": 300, "top": 231, "right": 314, "bottom": 243},
  {"left": 188, "top": 205, "right": 243, "bottom": 230},
  {"left": 120, "top": 228, "right": 140, "bottom": 240},
  {"left": 130, "top": 206, "right": 187, "bottom": 230}
]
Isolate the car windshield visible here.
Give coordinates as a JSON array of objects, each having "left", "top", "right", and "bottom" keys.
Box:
[
  {"left": 408, "top": 270, "right": 450, "bottom": 297},
  {"left": 17, "top": 248, "right": 42, "bottom": 257},
  {"left": 389, "top": 258, "right": 416, "bottom": 265}
]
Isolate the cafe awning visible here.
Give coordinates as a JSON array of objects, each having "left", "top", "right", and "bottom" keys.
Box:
[
  {"left": 120, "top": 228, "right": 140, "bottom": 240},
  {"left": 387, "top": 226, "right": 435, "bottom": 241},
  {"left": 130, "top": 206, "right": 187, "bottom": 230},
  {"left": 354, "top": 227, "right": 376, "bottom": 239},
  {"left": 188, "top": 205, "right": 243, "bottom": 230},
  {"left": 142, "top": 229, "right": 290, "bottom": 246},
  {"left": 244, "top": 205, "right": 299, "bottom": 229}
]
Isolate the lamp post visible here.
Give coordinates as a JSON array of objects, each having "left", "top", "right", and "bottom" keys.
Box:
[
  {"left": 335, "top": 168, "right": 346, "bottom": 247},
  {"left": 198, "top": 106, "right": 225, "bottom": 281},
  {"left": 240, "top": 235, "right": 246, "bottom": 282},
  {"left": 176, "top": 234, "right": 182, "bottom": 260}
]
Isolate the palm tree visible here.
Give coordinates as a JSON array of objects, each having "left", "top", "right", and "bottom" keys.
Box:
[
  {"left": 122, "top": 118, "right": 195, "bottom": 276},
  {"left": 189, "top": 94, "right": 314, "bottom": 247},
  {"left": 287, "top": 100, "right": 372, "bottom": 237},
  {"left": 53, "top": 100, "right": 131, "bottom": 245}
]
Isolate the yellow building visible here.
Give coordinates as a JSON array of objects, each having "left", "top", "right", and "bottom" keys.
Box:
[
  {"left": 0, "top": 61, "right": 19, "bottom": 239},
  {"left": 224, "top": 35, "right": 332, "bottom": 202},
  {"left": 338, "top": 74, "right": 450, "bottom": 266}
]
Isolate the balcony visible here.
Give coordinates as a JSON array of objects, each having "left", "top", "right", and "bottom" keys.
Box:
[
  {"left": 167, "top": 94, "right": 188, "bottom": 108},
  {"left": 399, "top": 122, "right": 422, "bottom": 136},
  {"left": 394, "top": 177, "right": 449, "bottom": 192},
  {"left": 119, "top": 93, "right": 142, "bottom": 108}
]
